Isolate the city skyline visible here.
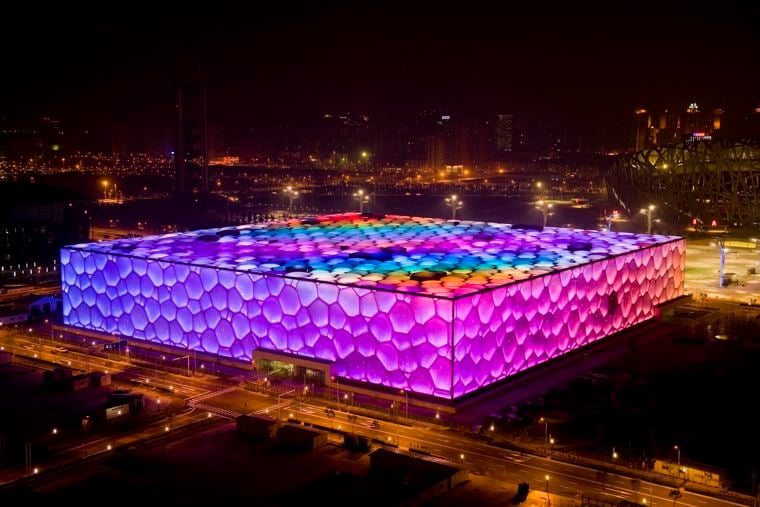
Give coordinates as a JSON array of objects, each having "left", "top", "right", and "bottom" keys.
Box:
[{"left": 2, "top": 2, "right": 758, "bottom": 132}]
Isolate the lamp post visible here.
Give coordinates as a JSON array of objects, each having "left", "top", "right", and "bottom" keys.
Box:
[
  {"left": 640, "top": 204, "right": 656, "bottom": 234},
  {"left": 716, "top": 237, "right": 728, "bottom": 288},
  {"left": 445, "top": 194, "right": 463, "bottom": 220},
  {"left": 283, "top": 186, "right": 298, "bottom": 215},
  {"left": 606, "top": 210, "right": 620, "bottom": 232},
  {"left": 332, "top": 376, "right": 339, "bottom": 404},
  {"left": 540, "top": 417, "right": 548, "bottom": 448},
  {"left": 674, "top": 445, "right": 681, "bottom": 472},
  {"left": 101, "top": 180, "right": 109, "bottom": 202},
  {"left": 545, "top": 475, "right": 551, "bottom": 506},
  {"left": 400, "top": 389, "right": 408, "bottom": 420},
  {"left": 353, "top": 189, "right": 370, "bottom": 213},
  {"left": 535, "top": 200, "right": 553, "bottom": 228}
]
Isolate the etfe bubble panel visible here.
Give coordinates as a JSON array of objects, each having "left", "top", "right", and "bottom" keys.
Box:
[{"left": 61, "top": 214, "right": 684, "bottom": 400}]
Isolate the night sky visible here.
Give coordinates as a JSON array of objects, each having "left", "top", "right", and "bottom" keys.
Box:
[{"left": 2, "top": 1, "right": 758, "bottom": 127}]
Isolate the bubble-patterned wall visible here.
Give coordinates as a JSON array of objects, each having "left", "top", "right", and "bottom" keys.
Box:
[{"left": 61, "top": 213, "right": 685, "bottom": 399}]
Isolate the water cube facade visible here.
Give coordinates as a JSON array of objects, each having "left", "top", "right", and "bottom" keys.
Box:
[{"left": 61, "top": 214, "right": 685, "bottom": 399}]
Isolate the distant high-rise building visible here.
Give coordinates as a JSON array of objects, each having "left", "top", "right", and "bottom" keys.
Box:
[
  {"left": 495, "top": 114, "right": 513, "bottom": 153},
  {"left": 634, "top": 108, "right": 651, "bottom": 151},
  {"left": 0, "top": 182, "right": 90, "bottom": 265},
  {"left": 175, "top": 81, "right": 208, "bottom": 193},
  {"left": 632, "top": 103, "right": 726, "bottom": 150},
  {"left": 426, "top": 135, "right": 446, "bottom": 170}
]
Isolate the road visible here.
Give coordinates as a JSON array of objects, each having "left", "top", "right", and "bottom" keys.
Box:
[
  {"left": 1, "top": 326, "right": 752, "bottom": 506},
  {"left": 196, "top": 389, "right": 747, "bottom": 507}
]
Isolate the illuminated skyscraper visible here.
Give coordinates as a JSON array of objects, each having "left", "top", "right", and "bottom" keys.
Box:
[
  {"left": 175, "top": 81, "right": 208, "bottom": 194},
  {"left": 495, "top": 114, "right": 513, "bottom": 153}
]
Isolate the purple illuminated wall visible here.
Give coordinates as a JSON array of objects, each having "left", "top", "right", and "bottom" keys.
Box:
[
  {"left": 61, "top": 215, "right": 685, "bottom": 400},
  {"left": 60, "top": 250, "right": 455, "bottom": 397}
]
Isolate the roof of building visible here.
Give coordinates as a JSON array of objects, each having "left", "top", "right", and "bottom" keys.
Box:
[
  {"left": 64, "top": 213, "right": 681, "bottom": 298},
  {"left": 0, "top": 182, "right": 89, "bottom": 209}
]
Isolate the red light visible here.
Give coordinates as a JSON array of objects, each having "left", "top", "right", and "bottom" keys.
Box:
[
  {"left": 692, "top": 218, "right": 697, "bottom": 225},
  {"left": 711, "top": 219, "right": 718, "bottom": 227}
]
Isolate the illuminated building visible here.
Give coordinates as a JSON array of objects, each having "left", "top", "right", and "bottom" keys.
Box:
[
  {"left": 61, "top": 214, "right": 684, "bottom": 400},
  {"left": 608, "top": 138, "right": 760, "bottom": 227},
  {"left": 496, "top": 114, "right": 513, "bottom": 153},
  {"left": 632, "top": 103, "right": 724, "bottom": 150}
]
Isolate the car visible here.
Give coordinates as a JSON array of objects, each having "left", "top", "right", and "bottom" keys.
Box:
[
  {"left": 55, "top": 346, "right": 69, "bottom": 353},
  {"left": 369, "top": 420, "right": 380, "bottom": 429}
]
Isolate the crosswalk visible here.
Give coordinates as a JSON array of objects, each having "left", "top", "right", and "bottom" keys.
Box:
[
  {"left": 187, "top": 385, "right": 238, "bottom": 404},
  {"left": 192, "top": 402, "right": 241, "bottom": 419}
]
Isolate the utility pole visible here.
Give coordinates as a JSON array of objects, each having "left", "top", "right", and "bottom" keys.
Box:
[{"left": 640, "top": 204, "right": 656, "bottom": 234}]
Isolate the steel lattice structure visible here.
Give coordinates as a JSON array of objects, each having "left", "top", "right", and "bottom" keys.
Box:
[{"left": 607, "top": 138, "right": 760, "bottom": 227}]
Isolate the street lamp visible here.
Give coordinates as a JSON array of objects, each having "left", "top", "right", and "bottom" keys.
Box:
[
  {"left": 612, "top": 447, "right": 619, "bottom": 460},
  {"left": 640, "top": 204, "right": 656, "bottom": 234},
  {"left": 353, "top": 189, "right": 370, "bottom": 213},
  {"left": 605, "top": 210, "right": 620, "bottom": 232},
  {"left": 400, "top": 389, "right": 408, "bottom": 420},
  {"left": 101, "top": 180, "right": 109, "bottom": 201},
  {"left": 674, "top": 445, "right": 681, "bottom": 471},
  {"left": 535, "top": 200, "right": 553, "bottom": 228},
  {"left": 283, "top": 186, "right": 299, "bottom": 215},
  {"left": 445, "top": 194, "right": 463, "bottom": 220},
  {"left": 539, "top": 417, "right": 548, "bottom": 447},
  {"left": 332, "top": 376, "right": 339, "bottom": 404},
  {"left": 545, "top": 475, "right": 551, "bottom": 506},
  {"left": 715, "top": 237, "right": 729, "bottom": 288}
]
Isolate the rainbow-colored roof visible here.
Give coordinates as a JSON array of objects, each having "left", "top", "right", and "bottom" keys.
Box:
[{"left": 69, "top": 213, "right": 679, "bottom": 298}]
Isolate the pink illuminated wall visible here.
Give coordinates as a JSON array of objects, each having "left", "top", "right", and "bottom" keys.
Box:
[{"left": 452, "top": 240, "right": 685, "bottom": 397}]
